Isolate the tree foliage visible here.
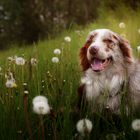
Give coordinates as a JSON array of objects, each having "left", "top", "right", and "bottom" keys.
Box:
[{"left": 0, "top": 0, "right": 140, "bottom": 48}]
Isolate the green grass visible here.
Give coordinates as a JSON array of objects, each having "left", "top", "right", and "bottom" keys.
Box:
[{"left": 0, "top": 8, "right": 140, "bottom": 140}]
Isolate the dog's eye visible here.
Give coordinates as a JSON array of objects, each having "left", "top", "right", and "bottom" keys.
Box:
[{"left": 103, "top": 39, "right": 113, "bottom": 44}]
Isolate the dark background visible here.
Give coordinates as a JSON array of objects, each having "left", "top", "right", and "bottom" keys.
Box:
[{"left": 0, "top": 0, "right": 140, "bottom": 49}]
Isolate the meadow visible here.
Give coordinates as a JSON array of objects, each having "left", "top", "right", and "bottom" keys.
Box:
[{"left": 0, "top": 7, "right": 140, "bottom": 140}]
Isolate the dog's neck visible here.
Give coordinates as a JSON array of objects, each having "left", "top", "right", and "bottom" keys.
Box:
[{"left": 81, "top": 63, "right": 127, "bottom": 101}]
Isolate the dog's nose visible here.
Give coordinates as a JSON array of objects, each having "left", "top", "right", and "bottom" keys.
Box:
[{"left": 89, "top": 46, "right": 99, "bottom": 54}]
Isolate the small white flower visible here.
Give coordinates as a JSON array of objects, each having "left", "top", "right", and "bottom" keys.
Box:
[
  {"left": 33, "top": 96, "right": 50, "bottom": 115},
  {"left": 76, "top": 119, "right": 93, "bottom": 136},
  {"left": 5, "top": 79, "right": 17, "bottom": 88},
  {"left": 30, "top": 58, "right": 38, "bottom": 65},
  {"left": 119, "top": 22, "right": 125, "bottom": 28},
  {"left": 15, "top": 57, "right": 25, "bottom": 65},
  {"left": 132, "top": 119, "right": 140, "bottom": 131},
  {"left": 53, "top": 49, "right": 61, "bottom": 55},
  {"left": 64, "top": 36, "right": 71, "bottom": 42},
  {"left": 52, "top": 57, "right": 59, "bottom": 63},
  {"left": 138, "top": 29, "right": 140, "bottom": 34},
  {"left": 137, "top": 46, "right": 140, "bottom": 52}
]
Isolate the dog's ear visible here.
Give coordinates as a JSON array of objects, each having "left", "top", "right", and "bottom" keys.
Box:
[
  {"left": 79, "top": 33, "right": 95, "bottom": 71},
  {"left": 119, "top": 37, "right": 133, "bottom": 63},
  {"left": 79, "top": 46, "right": 89, "bottom": 71},
  {"left": 114, "top": 34, "right": 134, "bottom": 63}
]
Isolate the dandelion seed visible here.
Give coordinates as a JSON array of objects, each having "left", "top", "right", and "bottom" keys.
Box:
[
  {"left": 119, "top": 22, "right": 125, "bottom": 28},
  {"left": 52, "top": 57, "right": 59, "bottom": 63},
  {"left": 137, "top": 46, "right": 140, "bottom": 52},
  {"left": 64, "top": 36, "right": 71, "bottom": 42},
  {"left": 15, "top": 57, "right": 25, "bottom": 65},
  {"left": 53, "top": 49, "right": 61, "bottom": 55},
  {"left": 76, "top": 118, "right": 93, "bottom": 136},
  {"left": 132, "top": 119, "right": 140, "bottom": 131},
  {"left": 32, "top": 96, "right": 50, "bottom": 115},
  {"left": 30, "top": 58, "right": 38, "bottom": 65}
]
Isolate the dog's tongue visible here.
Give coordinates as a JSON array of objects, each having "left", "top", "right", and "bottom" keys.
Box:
[{"left": 91, "top": 58, "right": 103, "bottom": 71}]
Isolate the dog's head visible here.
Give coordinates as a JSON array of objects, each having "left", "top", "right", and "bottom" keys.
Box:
[{"left": 80, "top": 29, "right": 133, "bottom": 72}]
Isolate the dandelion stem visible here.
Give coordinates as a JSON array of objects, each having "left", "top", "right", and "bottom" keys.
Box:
[
  {"left": 23, "top": 94, "right": 33, "bottom": 140},
  {"left": 39, "top": 115, "right": 45, "bottom": 140}
]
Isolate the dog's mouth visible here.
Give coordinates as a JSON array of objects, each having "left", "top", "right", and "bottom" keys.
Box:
[{"left": 90, "top": 57, "right": 112, "bottom": 72}]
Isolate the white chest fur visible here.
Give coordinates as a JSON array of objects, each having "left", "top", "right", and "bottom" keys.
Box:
[{"left": 81, "top": 68, "right": 124, "bottom": 101}]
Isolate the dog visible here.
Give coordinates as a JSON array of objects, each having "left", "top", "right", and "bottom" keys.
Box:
[{"left": 78, "top": 29, "right": 140, "bottom": 114}]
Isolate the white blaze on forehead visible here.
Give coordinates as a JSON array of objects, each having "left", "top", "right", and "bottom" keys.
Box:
[
  {"left": 88, "top": 29, "right": 113, "bottom": 47},
  {"left": 88, "top": 29, "right": 112, "bottom": 40}
]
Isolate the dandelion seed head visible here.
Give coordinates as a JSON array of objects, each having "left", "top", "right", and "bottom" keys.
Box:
[
  {"left": 138, "top": 29, "right": 140, "bottom": 34},
  {"left": 33, "top": 101, "right": 50, "bottom": 115},
  {"left": 132, "top": 119, "right": 140, "bottom": 131},
  {"left": 119, "top": 22, "right": 125, "bottom": 28},
  {"left": 137, "top": 46, "right": 140, "bottom": 52},
  {"left": 30, "top": 58, "right": 38, "bottom": 65},
  {"left": 17, "top": 107, "right": 20, "bottom": 110},
  {"left": 7, "top": 56, "right": 14, "bottom": 62},
  {"left": 52, "top": 57, "right": 59, "bottom": 63},
  {"left": 23, "top": 82, "right": 27, "bottom": 86},
  {"left": 106, "top": 133, "right": 116, "bottom": 140},
  {"left": 5, "top": 79, "right": 17, "bottom": 88},
  {"left": 0, "top": 6, "right": 4, "bottom": 11},
  {"left": 24, "top": 90, "right": 29, "bottom": 94},
  {"left": 64, "top": 36, "right": 71, "bottom": 42},
  {"left": 17, "top": 130, "right": 22, "bottom": 134},
  {"left": 15, "top": 57, "right": 25, "bottom": 65},
  {"left": 76, "top": 119, "right": 93, "bottom": 136},
  {"left": 33, "top": 95, "right": 48, "bottom": 104},
  {"left": 54, "top": 49, "right": 61, "bottom": 55}
]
